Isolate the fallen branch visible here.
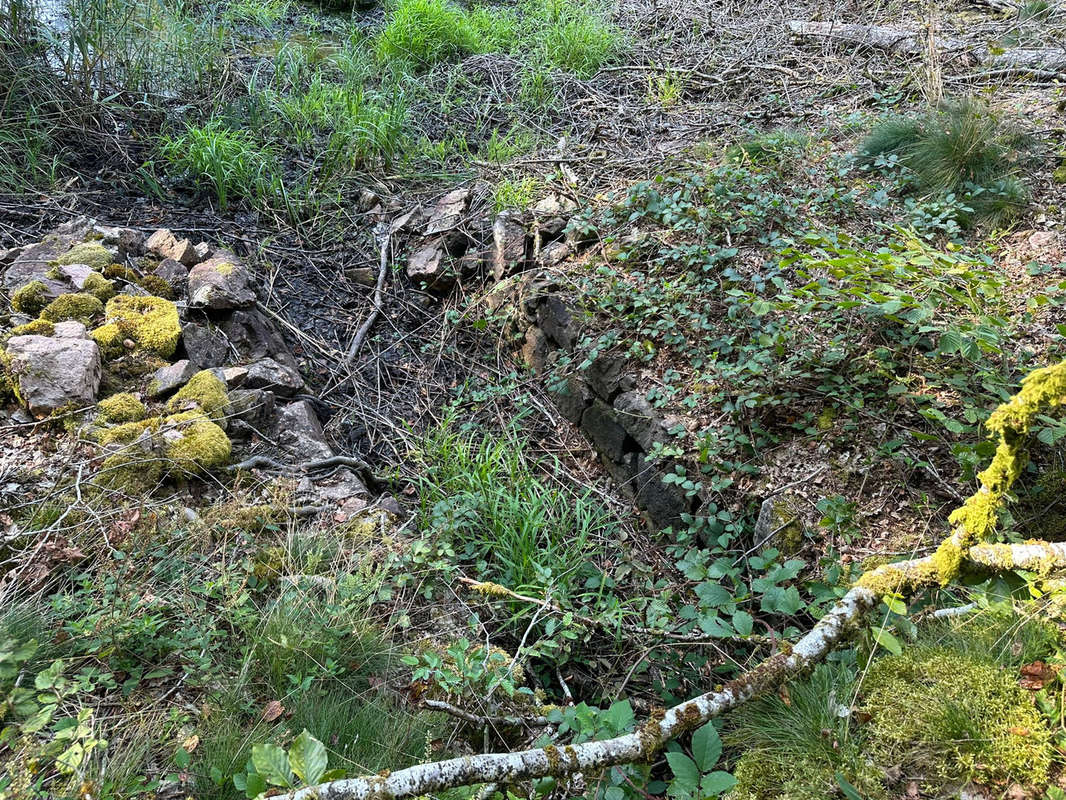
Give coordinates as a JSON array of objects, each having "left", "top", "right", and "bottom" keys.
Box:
[
  {"left": 228, "top": 454, "right": 373, "bottom": 475},
  {"left": 421, "top": 698, "right": 552, "bottom": 728},
  {"left": 346, "top": 224, "right": 390, "bottom": 363}
]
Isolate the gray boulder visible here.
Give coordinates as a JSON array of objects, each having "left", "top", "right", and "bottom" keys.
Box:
[
  {"left": 5, "top": 335, "right": 101, "bottom": 415},
  {"left": 188, "top": 255, "right": 256, "bottom": 309},
  {"left": 275, "top": 400, "right": 333, "bottom": 461},
  {"left": 244, "top": 357, "right": 303, "bottom": 396},
  {"left": 147, "top": 359, "right": 198, "bottom": 399}
]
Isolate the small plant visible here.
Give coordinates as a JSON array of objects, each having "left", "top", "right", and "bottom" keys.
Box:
[
  {"left": 494, "top": 176, "right": 540, "bottom": 211},
  {"left": 231, "top": 730, "right": 342, "bottom": 797},
  {"left": 858, "top": 99, "right": 1033, "bottom": 225},
  {"left": 375, "top": 0, "right": 482, "bottom": 67},
  {"left": 725, "top": 129, "right": 810, "bottom": 169},
  {"left": 529, "top": 0, "right": 620, "bottom": 77},
  {"left": 665, "top": 722, "right": 736, "bottom": 799}
]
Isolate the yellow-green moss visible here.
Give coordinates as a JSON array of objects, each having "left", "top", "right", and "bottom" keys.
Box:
[
  {"left": 103, "top": 263, "right": 136, "bottom": 280},
  {"left": 95, "top": 450, "right": 164, "bottom": 495},
  {"left": 102, "top": 294, "right": 181, "bottom": 358},
  {"left": 136, "top": 275, "right": 175, "bottom": 299},
  {"left": 51, "top": 242, "right": 112, "bottom": 270},
  {"left": 11, "top": 281, "right": 49, "bottom": 315},
  {"left": 98, "top": 416, "right": 161, "bottom": 445},
  {"left": 39, "top": 292, "right": 104, "bottom": 323},
  {"left": 986, "top": 362, "right": 1066, "bottom": 437},
  {"left": 161, "top": 412, "right": 231, "bottom": 473},
  {"left": 97, "top": 393, "right": 147, "bottom": 424},
  {"left": 9, "top": 319, "right": 55, "bottom": 337},
  {"left": 729, "top": 749, "right": 886, "bottom": 800},
  {"left": 860, "top": 647, "right": 1053, "bottom": 789},
  {"left": 82, "top": 272, "right": 116, "bottom": 302},
  {"left": 166, "top": 370, "right": 229, "bottom": 422},
  {"left": 1054, "top": 164, "right": 1066, "bottom": 184},
  {"left": 90, "top": 322, "right": 125, "bottom": 360}
]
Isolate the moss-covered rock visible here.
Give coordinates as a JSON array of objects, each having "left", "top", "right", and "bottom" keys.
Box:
[
  {"left": 95, "top": 450, "right": 164, "bottom": 495},
  {"left": 860, "top": 646, "right": 1053, "bottom": 789},
  {"left": 51, "top": 242, "right": 112, "bottom": 270},
  {"left": 99, "top": 295, "right": 181, "bottom": 358},
  {"left": 89, "top": 322, "right": 125, "bottom": 360},
  {"left": 161, "top": 412, "right": 231, "bottom": 473},
  {"left": 166, "top": 370, "right": 229, "bottom": 422},
  {"left": 136, "top": 275, "right": 175, "bottom": 299},
  {"left": 96, "top": 392, "right": 147, "bottom": 424},
  {"left": 11, "top": 281, "right": 49, "bottom": 315},
  {"left": 39, "top": 293, "right": 104, "bottom": 324},
  {"left": 103, "top": 263, "right": 137, "bottom": 281},
  {"left": 98, "top": 416, "right": 161, "bottom": 446},
  {"left": 8, "top": 319, "right": 55, "bottom": 338},
  {"left": 82, "top": 272, "right": 117, "bottom": 302}
]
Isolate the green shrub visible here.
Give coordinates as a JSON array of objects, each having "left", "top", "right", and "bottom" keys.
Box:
[
  {"left": 726, "top": 129, "right": 811, "bottom": 169},
  {"left": 528, "top": 0, "right": 619, "bottom": 77},
  {"left": 858, "top": 99, "right": 1033, "bottom": 224}
]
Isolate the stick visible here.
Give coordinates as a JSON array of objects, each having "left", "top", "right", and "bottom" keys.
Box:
[{"left": 347, "top": 225, "right": 390, "bottom": 362}]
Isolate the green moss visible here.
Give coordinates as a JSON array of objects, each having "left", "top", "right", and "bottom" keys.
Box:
[
  {"left": 166, "top": 370, "right": 229, "bottom": 422},
  {"left": 136, "top": 275, "right": 175, "bottom": 299},
  {"left": 986, "top": 362, "right": 1066, "bottom": 438},
  {"left": 98, "top": 416, "right": 161, "bottom": 445},
  {"left": 860, "top": 647, "right": 1053, "bottom": 789},
  {"left": 11, "top": 281, "right": 49, "bottom": 315},
  {"left": 102, "top": 295, "right": 181, "bottom": 358},
  {"left": 90, "top": 322, "right": 125, "bottom": 360},
  {"left": 103, "top": 263, "right": 136, "bottom": 280},
  {"left": 39, "top": 293, "right": 104, "bottom": 323},
  {"left": 51, "top": 243, "right": 112, "bottom": 270},
  {"left": 97, "top": 393, "right": 147, "bottom": 424},
  {"left": 9, "top": 319, "right": 55, "bottom": 337},
  {"left": 82, "top": 272, "right": 117, "bottom": 302},
  {"left": 95, "top": 450, "right": 164, "bottom": 495},
  {"left": 1054, "top": 164, "right": 1066, "bottom": 184},
  {"left": 162, "top": 412, "right": 231, "bottom": 473}
]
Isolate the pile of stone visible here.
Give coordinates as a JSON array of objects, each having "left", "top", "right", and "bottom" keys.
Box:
[{"left": 0, "top": 218, "right": 366, "bottom": 511}]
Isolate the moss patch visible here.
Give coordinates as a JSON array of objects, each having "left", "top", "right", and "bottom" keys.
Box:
[
  {"left": 162, "top": 412, "right": 231, "bottom": 473},
  {"left": 166, "top": 370, "right": 229, "bottom": 422},
  {"left": 136, "top": 275, "right": 175, "bottom": 299},
  {"left": 40, "top": 293, "right": 104, "bottom": 323},
  {"left": 51, "top": 242, "right": 112, "bottom": 270},
  {"left": 98, "top": 416, "right": 162, "bottom": 446},
  {"left": 95, "top": 450, "right": 164, "bottom": 495},
  {"left": 860, "top": 646, "right": 1053, "bottom": 789},
  {"left": 97, "top": 393, "right": 147, "bottom": 424},
  {"left": 9, "top": 319, "right": 55, "bottom": 338},
  {"left": 82, "top": 272, "right": 117, "bottom": 302},
  {"left": 102, "top": 295, "right": 181, "bottom": 358},
  {"left": 11, "top": 281, "right": 49, "bottom": 315}
]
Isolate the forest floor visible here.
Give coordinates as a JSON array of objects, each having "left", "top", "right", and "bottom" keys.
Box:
[{"left": 3, "top": 0, "right": 1066, "bottom": 797}]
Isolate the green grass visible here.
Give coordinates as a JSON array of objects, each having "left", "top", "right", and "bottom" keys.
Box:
[
  {"left": 494, "top": 176, "right": 540, "bottom": 211},
  {"left": 858, "top": 99, "right": 1033, "bottom": 224},
  {"left": 415, "top": 419, "right": 614, "bottom": 594},
  {"left": 224, "top": 0, "right": 292, "bottom": 27},
  {"left": 726, "top": 129, "right": 811, "bottom": 169},
  {"left": 529, "top": 0, "right": 620, "bottom": 77},
  {"left": 375, "top": 0, "right": 485, "bottom": 67}
]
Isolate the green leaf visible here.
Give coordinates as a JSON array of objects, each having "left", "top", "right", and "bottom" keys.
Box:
[
  {"left": 242, "top": 772, "right": 268, "bottom": 799},
  {"left": 731, "top": 610, "right": 754, "bottom": 637},
  {"left": 251, "top": 743, "right": 292, "bottom": 788},
  {"left": 174, "top": 747, "right": 191, "bottom": 769},
  {"left": 288, "top": 729, "right": 328, "bottom": 786},
  {"left": 872, "top": 628, "right": 902, "bottom": 656},
  {"left": 834, "top": 772, "right": 864, "bottom": 800},
  {"left": 700, "top": 771, "right": 737, "bottom": 796},
  {"left": 695, "top": 582, "right": 732, "bottom": 609},
  {"left": 690, "top": 722, "right": 722, "bottom": 772},
  {"left": 666, "top": 752, "right": 700, "bottom": 796},
  {"left": 881, "top": 595, "right": 906, "bottom": 615}
]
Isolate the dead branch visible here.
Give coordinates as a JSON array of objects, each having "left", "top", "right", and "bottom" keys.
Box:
[
  {"left": 421, "top": 698, "right": 552, "bottom": 728},
  {"left": 346, "top": 224, "right": 390, "bottom": 363}
]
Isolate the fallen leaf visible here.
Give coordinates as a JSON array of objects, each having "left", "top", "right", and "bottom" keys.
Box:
[
  {"left": 182, "top": 734, "right": 199, "bottom": 752},
  {"left": 262, "top": 700, "right": 284, "bottom": 722},
  {"left": 1019, "top": 660, "right": 1057, "bottom": 690}
]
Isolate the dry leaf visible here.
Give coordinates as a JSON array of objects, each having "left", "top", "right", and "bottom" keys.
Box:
[
  {"left": 262, "top": 700, "right": 284, "bottom": 722},
  {"left": 182, "top": 734, "right": 200, "bottom": 752}
]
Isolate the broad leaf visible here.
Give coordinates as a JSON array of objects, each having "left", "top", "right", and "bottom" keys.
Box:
[
  {"left": 700, "top": 771, "right": 737, "bottom": 796},
  {"left": 289, "top": 729, "right": 328, "bottom": 786},
  {"left": 252, "top": 743, "right": 292, "bottom": 788},
  {"left": 690, "top": 722, "right": 722, "bottom": 772},
  {"left": 666, "top": 752, "right": 700, "bottom": 796},
  {"left": 872, "top": 628, "right": 902, "bottom": 656},
  {"left": 731, "top": 610, "right": 753, "bottom": 637}
]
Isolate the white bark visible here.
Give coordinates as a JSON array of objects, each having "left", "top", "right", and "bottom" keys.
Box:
[
  {"left": 968, "top": 541, "right": 1066, "bottom": 571},
  {"left": 282, "top": 588, "right": 878, "bottom": 800}
]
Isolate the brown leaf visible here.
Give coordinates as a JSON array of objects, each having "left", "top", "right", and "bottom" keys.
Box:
[
  {"left": 262, "top": 700, "right": 284, "bottom": 722},
  {"left": 1019, "top": 660, "right": 1057, "bottom": 690},
  {"left": 182, "top": 734, "right": 200, "bottom": 752}
]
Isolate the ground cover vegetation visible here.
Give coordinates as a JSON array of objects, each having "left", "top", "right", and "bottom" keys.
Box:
[{"left": 4, "top": 0, "right": 1066, "bottom": 796}]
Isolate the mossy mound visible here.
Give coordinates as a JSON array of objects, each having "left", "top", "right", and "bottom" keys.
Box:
[
  {"left": 95, "top": 450, "right": 164, "bottom": 495},
  {"left": 98, "top": 416, "right": 162, "bottom": 446},
  {"left": 11, "top": 281, "right": 49, "bottom": 315},
  {"left": 40, "top": 293, "right": 104, "bottom": 323},
  {"left": 98, "top": 295, "right": 181, "bottom": 358},
  {"left": 161, "top": 412, "right": 231, "bottom": 474},
  {"left": 97, "top": 393, "right": 147, "bottom": 424},
  {"left": 82, "top": 272, "right": 117, "bottom": 302},
  {"left": 860, "top": 646, "right": 1053, "bottom": 789},
  {"left": 103, "top": 263, "right": 137, "bottom": 281},
  {"left": 8, "top": 319, "right": 55, "bottom": 338},
  {"left": 166, "top": 370, "right": 229, "bottom": 422},
  {"left": 729, "top": 750, "right": 886, "bottom": 800},
  {"left": 51, "top": 242, "right": 112, "bottom": 270}
]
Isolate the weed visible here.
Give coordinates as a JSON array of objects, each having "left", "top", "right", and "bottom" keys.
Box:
[
  {"left": 858, "top": 99, "right": 1034, "bottom": 224},
  {"left": 726, "top": 129, "right": 811, "bottom": 169},
  {"left": 529, "top": 0, "right": 620, "bottom": 77},
  {"left": 224, "top": 0, "right": 292, "bottom": 27},
  {"left": 375, "top": 0, "right": 482, "bottom": 67},
  {"left": 494, "top": 176, "right": 540, "bottom": 211}
]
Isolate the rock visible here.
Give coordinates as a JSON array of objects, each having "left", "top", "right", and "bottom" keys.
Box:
[
  {"left": 95, "top": 226, "right": 144, "bottom": 259},
  {"left": 424, "top": 187, "right": 470, "bottom": 235},
  {"left": 536, "top": 297, "right": 575, "bottom": 349},
  {"left": 194, "top": 242, "right": 213, "bottom": 262},
  {"left": 53, "top": 321, "right": 88, "bottom": 339},
  {"left": 533, "top": 192, "right": 578, "bottom": 216},
  {"left": 4, "top": 335, "right": 101, "bottom": 415},
  {"left": 243, "top": 357, "right": 303, "bottom": 396},
  {"left": 55, "top": 263, "right": 95, "bottom": 290},
  {"left": 275, "top": 400, "right": 334, "bottom": 461},
  {"left": 182, "top": 322, "right": 230, "bottom": 369},
  {"left": 154, "top": 258, "right": 189, "bottom": 287},
  {"left": 146, "top": 229, "right": 199, "bottom": 265},
  {"left": 0, "top": 245, "right": 25, "bottom": 265},
  {"left": 406, "top": 239, "right": 454, "bottom": 291},
  {"left": 227, "top": 388, "right": 275, "bottom": 428},
  {"left": 633, "top": 454, "right": 691, "bottom": 531},
  {"left": 537, "top": 240, "right": 571, "bottom": 266},
  {"left": 751, "top": 494, "right": 805, "bottom": 554},
  {"left": 581, "top": 400, "right": 630, "bottom": 462},
  {"left": 519, "top": 326, "right": 550, "bottom": 373},
  {"left": 613, "top": 391, "right": 668, "bottom": 452},
  {"left": 299, "top": 468, "right": 368, "bottom": 506},
  {"left": 586, "top": 355, "right": 634, "bottom": 400},
  {"left": 188, "top": 255, "right": 256, "bottom": 309},
  {"left": 147, "top": 359, "right": 198, "bottom": 399},
  {"left": 346, "top": 267, "right": 378, "bottom": 287},
  {"left": 219, "top": 309, "right": 297, "bottom": 370},
  {"left": 221, "top": 366, "right": 248, "bottom": 388},
  {"left": 548, "top": 375, "right": 592, "bottom": 425},
  {"left": 2, "top": 230, "right": 86, "bottom": 291},
  {"left": 492, "top": 213, "right": 528, "bottom": 281}
]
